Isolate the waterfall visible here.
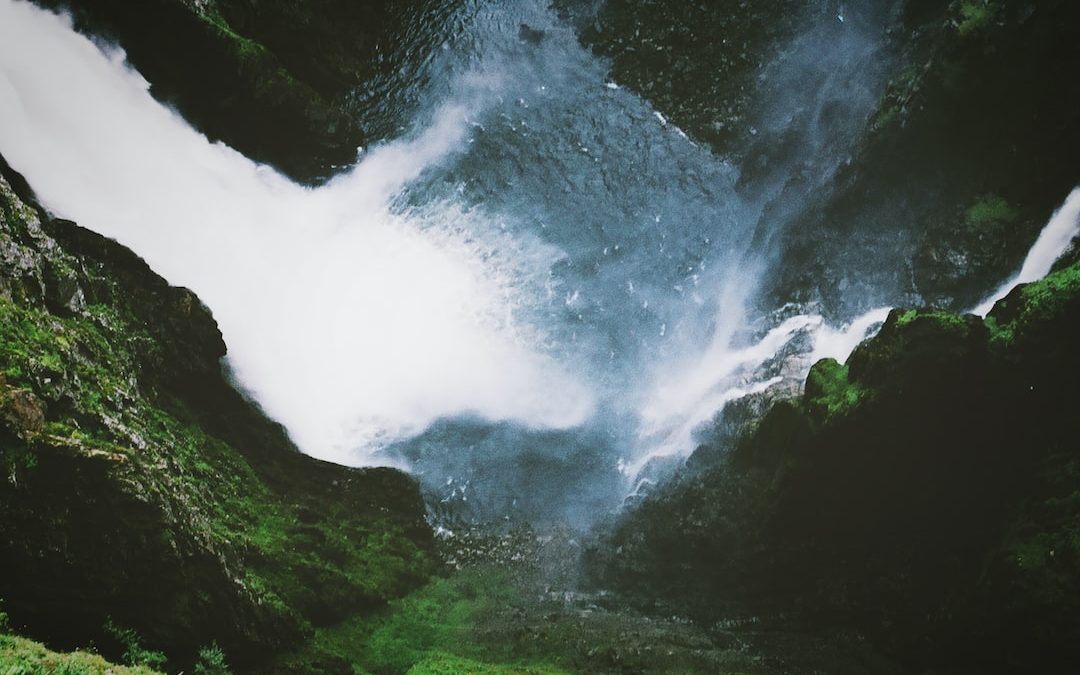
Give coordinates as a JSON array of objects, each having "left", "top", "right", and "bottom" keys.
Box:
[
  {"left": 971, "top": 187, "right": 1080, "bottom": 316},
  {"left": 0, "top": 0, "right": 593, "bottom": 466},
  {"left": 2, "top": 0, "right": 914, "bottom": 520}
]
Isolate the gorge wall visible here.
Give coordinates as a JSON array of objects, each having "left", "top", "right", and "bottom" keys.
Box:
[{"left": 0, "top": 157, "right": 435, "bottom": 671}]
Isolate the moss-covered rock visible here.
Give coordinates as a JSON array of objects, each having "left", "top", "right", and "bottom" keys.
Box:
[
  {"left": 592, "top": 261, "right": 1080, "bottom": 672},
  {"left": 0, "top": 161, "right": 434, "bottom": 671}
]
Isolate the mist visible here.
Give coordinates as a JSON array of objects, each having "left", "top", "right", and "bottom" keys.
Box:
[
  {"left": 7, "top": 0, "right": 1065, "bottom": 525},
  {"left": 0, "top": 0, "right": 593, "bottom": 467},
  {"left": 972, "top": 187, "right": 1080, "bottom": 316}
]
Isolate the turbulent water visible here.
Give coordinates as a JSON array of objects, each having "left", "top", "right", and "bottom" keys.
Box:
[
  {"left": 971, "top": 188, "right": 1080, "bottom": 316},
  {"left": 1, "top": 0, "right": 1076, "bottom": 523}
]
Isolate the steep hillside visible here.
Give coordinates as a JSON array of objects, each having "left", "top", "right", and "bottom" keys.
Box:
[
  {"left": 590, "top": 259, "right": 1080, "bottom": 673},
  {"left": 0, "top": 158, "right": 435, "bottom": 672}
]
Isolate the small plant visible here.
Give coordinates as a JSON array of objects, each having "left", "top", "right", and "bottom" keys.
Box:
[
  {"left": 966, "top": 194, "right": 1019, "bottom": 229},
  {"left": 104, "top": 618, "right": 168, "bottom": 671},
  {"left": 956, "top": 1, "right": 1001, "bottom": 37},
  {"left": 963, "top": 193, "right": 1019, "bottom": 242},
  {"left": 0, "top": 599, "right": 9, "bottom": 632},
  {"left": 194, "top": 642, "right": 231, "bottom": 675}
]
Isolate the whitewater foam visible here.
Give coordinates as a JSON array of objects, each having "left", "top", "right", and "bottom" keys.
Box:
[
  {"left": 0, "top": 0, "right": 593, "bottom": 465},
  {"left": 971, "top": 187, "right": 1080, "bottom": 316}
]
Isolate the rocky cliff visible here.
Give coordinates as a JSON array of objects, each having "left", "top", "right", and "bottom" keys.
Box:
[
  {"left": 2, "top": 0, "right": 1079, "bottom": 672},
  {"left": 33, "top": 0, "right": 403, "bottom": 183},
  {"left": 572, "top": 0, "right": 1080, "bottom": 315},
  {"left": 0, "top": 157, "right": 435, "bottom": 671},
  {"left": 589, "top": 259, "right": 1080, "bottom": 672}
]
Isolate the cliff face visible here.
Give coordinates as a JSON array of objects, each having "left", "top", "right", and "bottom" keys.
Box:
[
  {"left": 569, "top": 0, "right": 1080, "bottom": 316},
  {"left": 32, "top": 0, "right": 400, "bottom": 183},
  {"left": 0, "top": 160, "right": 435, "bottom": 670},
  {"left": 768, "top": 0, "right": 1080, "bottom": 313},
  {"left": 589, "top": 260, "right": 1080, "bottom": 672}
]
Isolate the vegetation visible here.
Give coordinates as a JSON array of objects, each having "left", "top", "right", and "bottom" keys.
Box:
[
  {"left": 193, "top": 642, "right": 231, "bottom": 675},
  {"left": 966, "top": 193, "right": 1019, "bottom": 231},
  {"left": 0, "top": 175, "right": 433, "bottom": 669},
  {"left": 103, "top": 620, "right": 168, "bottom": 671},
  {"left": 406, "top": 653, "right": 567, "bottom": 675},
  {"left": 803, "top": 358, "right": 865, "bottom": 421},
  {"left": 0, "top": 633, "right": 160, "bottom": 675},
  {"left": 269, "top": 567, "right": 568, "bottom": 674},
  {"left": 956, "top": 1, "right": 1001, "bottom": 37},
  {"left": 596, "top": 259, "right": 1080, "bottom": 671},
  {"left": 987, "top": 260, "right": 1080, "bottom": 347}
]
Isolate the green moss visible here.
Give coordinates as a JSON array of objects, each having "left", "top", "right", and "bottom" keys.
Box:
[
  {"left": 988, "top": 260, "right": 1080, "bottom": 348},
  {"left": 406, "top": 652, "right": 569, "bottom": 675},
  {"left": 203, "top": 13, "right": 270, "bottom": 63},
  {"left": 271, "top": 567, "right": 566, "bottom": 674},
  {"left": 869, "top": 64, "right": 921, "bottom": 134},
  {"left": 894, "top": 309, "right": 970, "bottom": 332},
  {"left": 965, "top": 194, "right": 1019, "bottom": 241},
  {"left": 198, "top": 11, "right": 313, "bottom": 104},
  {"left": 956, "top": 1, "right": 1001, "bottom": 37},
  {"left": 0, "top": 223, "right": 433, "bottom": 658},
  {"left": 803, "top": 358, "right": 867, "bottom": 422},
  {"left": 0, "top": 632, "right": 160, "bottom": 675}
]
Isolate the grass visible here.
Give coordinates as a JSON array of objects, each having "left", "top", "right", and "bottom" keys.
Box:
[
  {"left": 406, "top": 653, "right": 568, "bottom": 675},
  {"left": 271, "top": 567, "right": 568, "bottom": 674}
]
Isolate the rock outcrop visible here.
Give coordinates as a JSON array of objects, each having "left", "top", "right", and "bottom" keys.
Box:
[
  {"left": 32, "top": 0, "right": 399, "bottom": 183},
  {"left": 589, "top": 260, "right": 1080, "bottom": 672},
  {"left": 0, "top": 157, "right": 435, "bottom": 671},
  {"left": 771, "top": 0, "right": 1080, "bottom": 313}
]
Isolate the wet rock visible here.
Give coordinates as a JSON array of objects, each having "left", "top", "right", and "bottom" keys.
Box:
[
  {"left": 590, "top": 272, "right": 1080, "bottom": 671},
  {"left": 30, "top": 0, "right": 399, "bottom": 183},
  {"left": 0, "top": 162, "right": 434, "bottom": 669}
]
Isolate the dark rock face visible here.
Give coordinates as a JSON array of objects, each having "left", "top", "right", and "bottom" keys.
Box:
[
  {"left": 0, "top": 160, "right": 435, "bottom": 669},
  {"left": 589, "top": 265, "right": 1080, "bottom": 672},
  {"left": 573, "top": 0, "right": 1080, "bottom": 316},
  {"left": 32, "top": 0, "right": 398, "bottom": 183},
  {"left": 767, "top": 0, "right": 1080, "bottom": 314},
  {"left": 561, "top": 0, "right": 802, "bottom": 157}
]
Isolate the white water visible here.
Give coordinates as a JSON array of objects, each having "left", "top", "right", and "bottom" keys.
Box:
[
  {"left": 628, "top": 305, "right": 891, "bottom": 475},
  {"left": 4, "top": 0, "right": 1075, "bottom": 508},
  {"left": 0, "top": 0, "right": 592, "bottom": 465},
  {"left": 627, "top": 184, "right": 1080, "bottom": 476},
  {"left": 809, "top": 306, "right": 893, "bottom": 364},
  {"left": 0, "top": 0, "right": 917, "bottom": 483},
  {"left": 971, "top": 187, "right": 1080, "bottom": 316}
]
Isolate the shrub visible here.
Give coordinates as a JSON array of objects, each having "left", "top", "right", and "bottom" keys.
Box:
[
  {"left": 103, "top": 619, "right": 167, "bottom": 671},
  {"left": 194, "top": 642, "right": 230, "bottom": 674}
]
